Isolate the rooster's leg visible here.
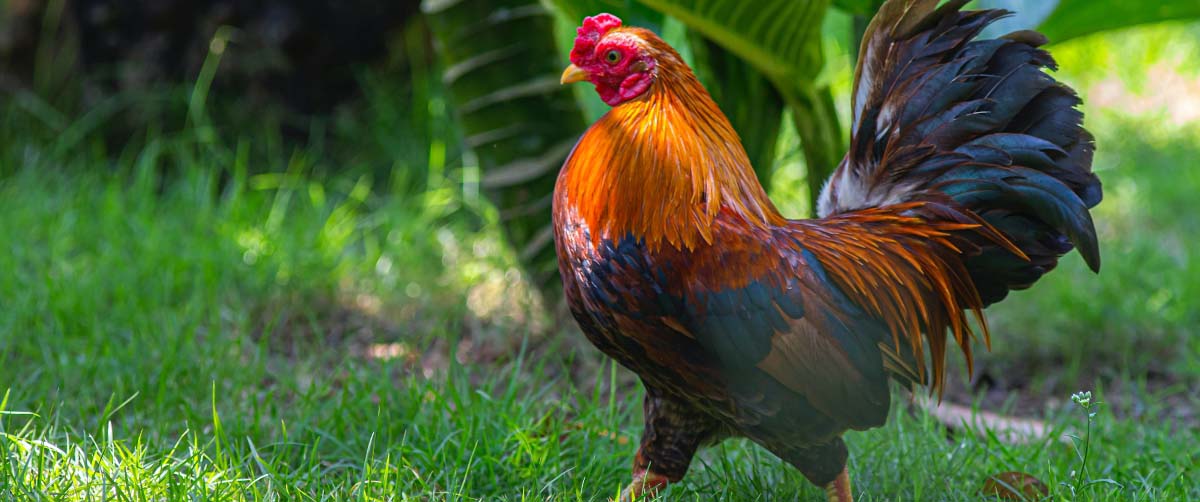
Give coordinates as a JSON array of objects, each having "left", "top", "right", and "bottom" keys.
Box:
[
  {"left": 617, "top": 385, "right": 721, "bottom": 501},
  {"left": 823, "top": 468, "right": 853, "bottom": 502},
  {"left": 767, "top": 438, "right": 852, "bottom": 501},
  {"left": 618, "top": 469, "right": 670, "bottom": 502}
]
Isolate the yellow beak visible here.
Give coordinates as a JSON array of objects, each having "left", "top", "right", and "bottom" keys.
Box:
[{"left": 560, "top": 64, "right": 589, "bottom": 85}]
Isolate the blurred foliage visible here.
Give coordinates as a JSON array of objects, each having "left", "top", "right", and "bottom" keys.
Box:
[
  {"left": 973, "top": 0, "right": 1200, "bottom": 44},
  {"left": 545, "top": 0, "right": 664, "bottom": 32},
  {"left": 634, "top": 0, "right": 827, "bottom": 81},
  {"left": 422, "top": 0, "right": 588, "bottom": 297},
  {"left": 69, "top": 0, "right": 414, "bottom": 114},
  {"left": 1040, "top": 0, "right": 1200, "bottom": 43},
  {"left": 0, "top": 0, "right": 418, "bottom": 144},
  {"left": 831, "top": 0, "right": 884, "bottom": 16}
]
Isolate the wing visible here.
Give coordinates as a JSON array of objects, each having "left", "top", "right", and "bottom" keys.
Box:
[
  {"left": 670, "top": 222, "right": 891, "bottom": 429},
  {"left": 666, "top": 206, "right": 992, "bottom": 428}
]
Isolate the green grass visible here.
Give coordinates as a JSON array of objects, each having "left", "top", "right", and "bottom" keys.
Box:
[{"left": 1, "top": 18, "right": 1199, "bottom": 502}]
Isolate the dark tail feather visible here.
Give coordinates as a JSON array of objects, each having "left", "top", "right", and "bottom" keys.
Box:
[{"left": 819, "top": 0, "right": 1101, "bottom": 306}]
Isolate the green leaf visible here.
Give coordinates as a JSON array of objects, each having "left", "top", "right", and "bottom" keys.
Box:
[
  {"left": 831, "top": 0, "right": 883, "bottom": 16},
  {"left": 546, "top": 0, "right": 664, "bottom": 31},
  {"left": 1039, "top": 0, "right": 1200, "bottom": 43},
  {"left": 633, "top": 0, "right": 830, "bottom": 84}
]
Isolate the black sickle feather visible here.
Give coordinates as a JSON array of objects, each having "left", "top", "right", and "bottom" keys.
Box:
[{"left": 821, "top": 0, "right": 1102, "bottom": 309}]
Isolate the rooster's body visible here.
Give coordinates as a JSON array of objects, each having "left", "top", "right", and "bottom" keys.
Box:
[{"left": 553, "top": 1, "right": 1100, "bottom": 499}]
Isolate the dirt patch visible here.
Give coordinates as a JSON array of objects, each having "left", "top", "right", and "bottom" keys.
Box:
[
  {"left": 243, "top": 288, "right": 1199, "bottom": 436},
  {"left": 938, "top": 355, "right": 1199, "bottom": 430}
]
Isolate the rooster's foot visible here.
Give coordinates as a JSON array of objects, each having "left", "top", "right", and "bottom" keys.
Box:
[
  {"left": 824, "top": 467, "right": 853, "bottom": 502},
  {"left": 616, "top": 469, "right": 671, "bottom": 502}
]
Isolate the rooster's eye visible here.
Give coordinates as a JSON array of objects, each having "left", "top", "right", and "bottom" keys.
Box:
[{"left": 605, "top": 50, "right": 622, "bottom": 64}]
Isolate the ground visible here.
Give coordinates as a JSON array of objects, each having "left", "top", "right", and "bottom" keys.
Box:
[{"left": 1, "top": 21, "right": 1199, "bottom": 502}]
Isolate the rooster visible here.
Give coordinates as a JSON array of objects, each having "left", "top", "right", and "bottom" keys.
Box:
[{"left": 553, "top": 0, "right": 1101, "bottom": 500}]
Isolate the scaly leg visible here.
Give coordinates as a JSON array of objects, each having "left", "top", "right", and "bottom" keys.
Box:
[
  {"left": 617, "top": 386, "right": 721, "bottom": 501},
  {"left": 618, "top": 468, "right": 671, "bottom": 502},
  {"left": 824, "top": 467, "right": 853, "bottom": 502},
  {"left": 767, "top": 438, "right": 852, "bottom": 502}
]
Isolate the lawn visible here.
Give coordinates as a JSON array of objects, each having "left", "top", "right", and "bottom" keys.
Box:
[{"left": 1, "top": 20, "right": 1199, "bottom": 502}]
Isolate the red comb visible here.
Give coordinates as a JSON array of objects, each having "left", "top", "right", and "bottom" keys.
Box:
[{"left": 571, "top": 13, "right": 622, "bottom": 63}]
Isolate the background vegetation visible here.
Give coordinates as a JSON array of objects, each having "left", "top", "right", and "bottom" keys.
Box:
[{"left": 0, "top": 0, "right": 1198, "bottom": 499}]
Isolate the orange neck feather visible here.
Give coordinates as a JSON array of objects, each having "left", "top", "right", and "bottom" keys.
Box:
[{"left": 559, "top": 35, "right": 783, "bottom": 250}]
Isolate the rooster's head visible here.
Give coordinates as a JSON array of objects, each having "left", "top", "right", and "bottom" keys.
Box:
[{"left": 561, "top": 13, "right": 668, "bottom": 106}]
